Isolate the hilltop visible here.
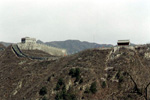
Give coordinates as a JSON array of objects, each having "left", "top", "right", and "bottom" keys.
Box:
[
  {"left": 37, "top": 40, "right": 113, "bottom": 54},
  {"left": 0, "top": 42, "right": 13, "bottom": 47},
  {"left": 0, "top": 43, "right": 6, "bottom": 48},
  {"left": 1, "top": 40, "right": 113, "bottom": 54},
  {"left": 0, "top": 44, "right": 150, "bottom": 100}
]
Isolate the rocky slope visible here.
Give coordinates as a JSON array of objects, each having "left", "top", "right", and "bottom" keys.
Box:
[{"left": 0, "top": 45, "right": 150, "bottom": 100}]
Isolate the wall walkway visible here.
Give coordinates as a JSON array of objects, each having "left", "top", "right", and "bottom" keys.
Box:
[
  {"left": 12, "top": 45, "right": 59, "bottom": 60},
  {"left": 17, "top": 43, "right": 67, "bottom": 56}
]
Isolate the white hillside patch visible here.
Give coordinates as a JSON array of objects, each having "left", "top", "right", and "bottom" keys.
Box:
[
  {"left": 66, "top": 79, "right": 72, "bottom": 91},
  {"left": 144, "top": 52, "right": 150, "bottom": 59},
  {"left": 12, "top": 80, "right": 22, "bottom": 96}
]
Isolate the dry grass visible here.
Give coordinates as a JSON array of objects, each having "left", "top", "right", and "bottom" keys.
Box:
[{"left": 0, "top": 46, "right": 150, "bottom": 100}]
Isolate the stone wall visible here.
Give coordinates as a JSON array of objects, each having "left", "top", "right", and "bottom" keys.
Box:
[
  {"left": 21, "top": 37, "right": 36, "bottom": 44},
  {"left": 17, "top": 43, "right": 67, "bottom": 56},
  {"left": 113, "top": 46, "right": 135, "bottom": 53}
]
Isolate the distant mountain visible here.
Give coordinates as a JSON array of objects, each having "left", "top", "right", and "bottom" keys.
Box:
[
  {"left": 36, "top": 40, "right": 44, "bottom": 44},
  {"left": 37, "top": 40, "right": 113, "bottom": 54},
  {"left": 1, "top": 40, "right": 136, "bottom": 54},
  {"left": 130, "top": 43, "right": 136, "bottom": 46},
  {"left": 0, "top": 42, "right": 13, "bottom": 47},
  {"left": 0, "top": 43, "right": 6, "bottom": 50}
]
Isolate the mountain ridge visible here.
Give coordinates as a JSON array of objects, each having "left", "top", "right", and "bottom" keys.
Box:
[
  {"left": 0, "top": 44, "right": 150, "bottom": 99},
  {"left": 37, "top": 40, "right": 113, "bottom": 54},
  {"left": 1, "top": 40, "right": 136, "bottom": 55}
]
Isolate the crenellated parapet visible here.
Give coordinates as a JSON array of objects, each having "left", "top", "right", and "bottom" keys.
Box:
[{"left": 17, "top": 37, "right": 67, "bottom": 56}]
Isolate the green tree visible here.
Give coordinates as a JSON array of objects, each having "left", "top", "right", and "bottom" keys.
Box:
[
  {"left": 90, "top": 81, "right": 97, "bottom": 94},
  {"left": 75, "top": 68, "right": 80, "bottom": 77},
  {"left": 39, "top": 87, "right": 47, "bottom": 96},
  {"left": 55, "top": 93, "right": 62, "bottom": 100},
  {"left": 55, "top": 84, "right": 60, "bottom": 90},
  {"left": 55, "top": 86, "right": 77, "bottom": 100},
  {"left": 119, "top": 76, "right": 124, "bottom": 83},
  {"left": 58, "top": 78, "right": 64, "bottom": 86},
  {"left": 75, "top": 75, "right": 80, "bottom": 82},
  {"left": 42, "top": 96, "right": 48, "bottom": 100},
  {"left": 55, "top": 78, "right": 64, "bottom": 90},
  {"left": 84, "top": 87, "right": 90, "bottom": 93},
  {"left": 69, "top": 68, "right": 75, "bottom": 77},
  {"left": 69, "top": 68, "right": 80, "bottom": 78},
  {"left": 101, "top": 81, "right": 106, "bottom": 88},
  {"left": 79, "top": 78, "right": 83, "bottom": 84}
]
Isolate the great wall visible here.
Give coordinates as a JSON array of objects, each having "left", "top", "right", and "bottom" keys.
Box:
[
  {"left": 3, "top": 38, "right": 150, "bottom": 61},
  {"left": 11, "top": 37, "right": 67, "bottom": 60}
]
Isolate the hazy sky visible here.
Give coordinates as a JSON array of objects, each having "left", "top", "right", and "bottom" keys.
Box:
[{"left": 0, "top": 0, "right": 150, "bottom": 44}]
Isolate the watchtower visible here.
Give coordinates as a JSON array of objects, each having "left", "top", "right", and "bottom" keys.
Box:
[
  {"left": 21, "top": 37, "right": 36, "bottom": 44},
  {"left": 117, "top": 40, "right": 130, "bottom": 46}
]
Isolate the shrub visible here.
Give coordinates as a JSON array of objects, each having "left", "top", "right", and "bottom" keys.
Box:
[
  {"left": 123, "top": 72, "right": 128, "bottom": 76},
  {"left": 116, "top": 71, "right": 121, "bottom": 79},
  {"left": 101, "top": 81, "right": 106, "bottom": 88},
  {"left": 116, "top": 71, "right": 124, "bottom": 83},
  {"left": 69, "top": 68, "right": 81, "bottom": 82},
  {"left": 69, "top": 94, "right": 77, "bottom": 100},
  {"left": 84, "top": 87, "right": 90, "bottom": 93},
  {"left": 55, "top": 84, "right": 61, "bottom": 90},
  {"left": 39, "top": 87, "right": 47, "bottom": 96},
  {"left": 63, "top": 93, "right": 76, "bottom": 100},
  {"left": 69, "top": 68, "right": 80, "bottom": 78},
  {"left": 75, "top": 68, "right": 80, "bottom": 77},
  {"left": 58, "top": 78, "right": 64, "bottom": 86},
  {"left": 42, "top": 96, "right": 48, "bottom": 100},
  {"left": 47, "top": 76, "right": 51, "bottom": 82},
  {"left": 75, "top": 75, "right": 80, "bottom": 82},
  {"left": 55, "top": 93, "right": 62, "bottom": 100},
  {"left": 90, "top": 82, "right": 97, "bottom": 94},
  {"left": 55, "top": 86, "right": 77, "bottom": 100},
  {"left": 55, "top": 78, "right": 64, "bottom": 90},
  {"left": 69, "top": 68, "right": 75, "bottom": 76},
  {"left": 62, "top": 85, "right": 66, "bottom": 93},
  {"left": 119, "top": 76, "right": 124, "bottom": 83},
  {"left": 79, "top": 78, "right": 83, "bottom": 84}
]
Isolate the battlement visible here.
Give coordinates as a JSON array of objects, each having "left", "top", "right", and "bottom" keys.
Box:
[
  {"left": 117, "top": 40, "right": 130, "bottom": 46},
  {"left": 18, "top": 37, "right": 67, "bottom": 56},
  {"left": 21, "top": 37, "right": 36, "bottom": 44}
]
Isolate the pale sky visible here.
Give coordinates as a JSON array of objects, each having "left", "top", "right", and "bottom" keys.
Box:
[{"left": 0, "top": 0, "right": 150, "bottom": 44}]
